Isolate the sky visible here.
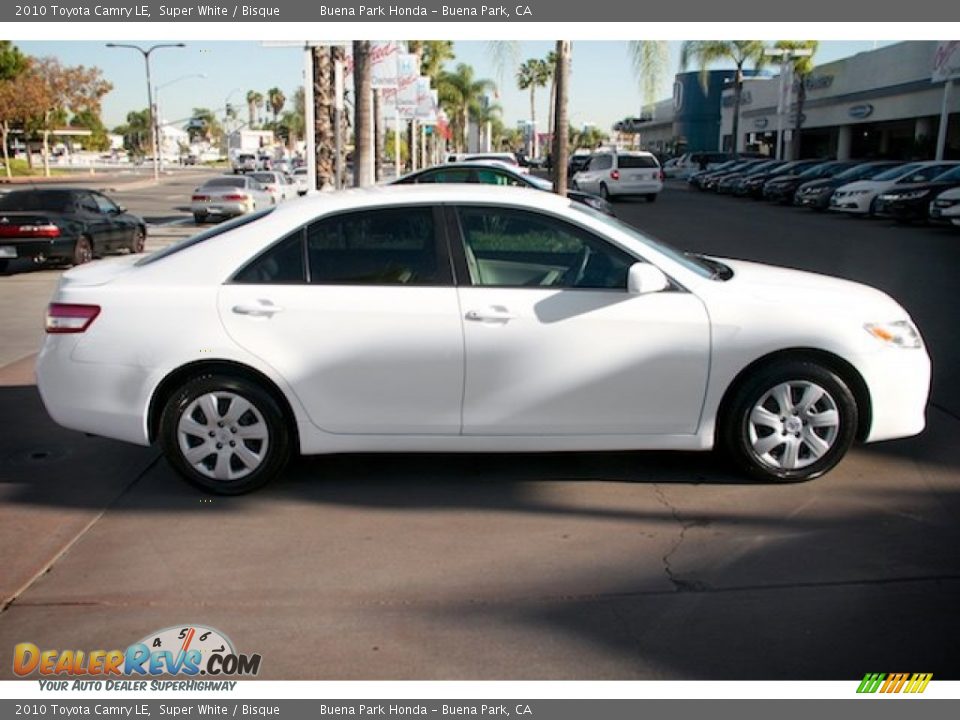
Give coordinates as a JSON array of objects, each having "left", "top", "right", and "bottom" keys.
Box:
[{"left": 16, "top": 40, "right": 896, "bottom": 134}]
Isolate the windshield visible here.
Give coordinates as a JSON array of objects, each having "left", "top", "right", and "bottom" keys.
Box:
[
  {"left": 744, "top": 161, "right": 777, "bottom": 175},
  {"left": 931, "top": 166, "right": 960, "bottom": 182},
  {"left": 797, "top": 163, "right": 834, "bottom": 178},
  {"left": 835, "top": 163, "right": 891, "bottom": 181},
  {"left": 525, "top": 175, "right": 553, "bottom": 191},
  {"left": 250, "top": 173, "right": 276, "bottom": 183},
  {"left": 569, "top": 202, "right": 716, "bottom": 279},
  {"left": 873, "top": 163, "right": 923, "bottom": 181},
  {"left": 136, "top": 209, "right": 274, "bottom": 266}
]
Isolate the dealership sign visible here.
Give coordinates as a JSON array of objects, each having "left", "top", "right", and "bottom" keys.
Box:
[
  {"left": 932, "top": 41, "right": 960, "bottom": 82},
  {"left": 849, "top": 103, "right": 874, "bottom": 119}
]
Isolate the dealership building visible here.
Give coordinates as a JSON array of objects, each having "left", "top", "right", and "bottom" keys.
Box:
[{"left": 635, "top": 41, "right": 960, "bottom": 161}]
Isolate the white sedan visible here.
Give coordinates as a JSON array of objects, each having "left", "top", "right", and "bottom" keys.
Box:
[
  {"left": 37, "top": 186, "right": 930, "bottom": 494},
  {"left": 829, "top": 161, "right": 958, "bottom": 215},
  {"left": 190, "top": 176, "right": 274, "bottom": 224}
]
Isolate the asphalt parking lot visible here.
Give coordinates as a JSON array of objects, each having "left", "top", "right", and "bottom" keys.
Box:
[{"left": 1, "top": 178, "right": 958, "bottom": 680}]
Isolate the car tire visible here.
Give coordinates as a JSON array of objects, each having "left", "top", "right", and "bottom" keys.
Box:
[
  {"left": 720, "top": 360, "right": 858, "bottom": 483},
  {"left": 72, "top": 236, "right": 93, "bottom": 266},
  {"left": 599, "top": 184, "right": 613, "bottom": 202},
  {"left": 159, "top": 374, "right": 291, "bottom": 495},
  {"left": 0, "top": 259, "right": 8, "bottom": 273},
  {"left": 645, "top": 193, "right": 658, "bottom": 203},
  {"left": 193, "top": 213, "right": 207, "bottom": 225},
  {"left": 129, "top": 226, "right": 146, "bottom": 254}
]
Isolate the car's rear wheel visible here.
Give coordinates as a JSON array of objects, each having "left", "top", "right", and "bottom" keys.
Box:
[
  {"left": 129, "top": 226, "right": 146, "bottom": 254},
  {"left": 720, "top": 360, "right": 857, "bottom": 482},
  {"left": 159, "top": 374, "right": 291, "bottom": 495},
  {"left": 0, "top": 259, "right": 8, "bottom": 273},
  {"left": 600, "top": 183, "right": 612, "bottom": 201},
  {"left": 72, "top": 236, "right": 93, "bottom": 266},
  {"left": 193, "top": 212, "right": 207, "bottom": 224}
]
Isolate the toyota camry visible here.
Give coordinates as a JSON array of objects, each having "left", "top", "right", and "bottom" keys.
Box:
[{"left": 36, "top": 186, "right": 930, "bottom": 494}]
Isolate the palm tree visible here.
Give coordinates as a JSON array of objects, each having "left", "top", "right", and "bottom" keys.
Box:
[
  {"left": 516, "top": 58, "right": 551, "bottom": 157},
  {"left": 680, "top": 41, "right": 767, "bottom": 154},
  {"left": 312, "top": 46, "right": 335, "bottom": 189},
  {"left": 628, "top": 41, "right": 670, "bottom": 115},
  {"left": 551, "top": 41, "right": 571, "bottom": 195},
  {"left": 544, "top": 50, "right": 557, "bottom": 143},
  {"left": 352, "top": 41, "right": 373, "bottom": 187},
  {"left": 246, "top": 90, "right": 263, "bottom": 129},
  {"left": 773, "top": 40, "right": 818, "bottom": 159},
  {"left": 266, "top": 87, "right": 286, "bottom": 124},
  {"left": 438, "top": 63, "right": 495, "bottom": 153},
  {"left": 472, "top": 100, "right": 502, "bottom": 152},
  {"left": 407, "top": 41, "right": 456, "bottom": 166}
]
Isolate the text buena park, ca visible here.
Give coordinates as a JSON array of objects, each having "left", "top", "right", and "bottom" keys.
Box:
[{"left": 14, "top": 3, "right": 534, "bottom": 18}]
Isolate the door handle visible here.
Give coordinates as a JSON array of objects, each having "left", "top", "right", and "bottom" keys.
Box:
[
  {"left": 465, "top": 307, "right": 515, "bottom": 323},
  {"left": 231, "top": 300, "right": 284, "bottom": 317}
]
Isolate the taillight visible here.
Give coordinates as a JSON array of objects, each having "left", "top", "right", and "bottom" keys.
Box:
[
  {"left": 610, "top": 170, "right": 620, "bottom": 181},
  {"left": 0, "top": 223, "right": 61, "bottom": 238},
  {"left": 45, "top": 303, "right": 101, "bottom": 334},
  {"left": 223, "top": 194, "right": 249, "bottom": 201},
  {"left": 192, "top": 194, "right": 208, "bottom": 201}
]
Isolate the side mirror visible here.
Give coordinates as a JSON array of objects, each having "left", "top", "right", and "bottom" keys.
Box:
[
  {"left": 114, "top": 206, "right": 126, "bottom": 214},
  {"left": 627, "top": 262, "right": 670, "bottom": 295}
]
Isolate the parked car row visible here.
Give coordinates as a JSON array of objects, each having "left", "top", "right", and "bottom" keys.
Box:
[{"left": 688, "top": 157, "right": 960, "bottom": 226}]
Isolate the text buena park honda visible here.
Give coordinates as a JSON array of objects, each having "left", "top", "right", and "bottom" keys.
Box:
[{"left": 11, "top": 706, "right": 533, "bottom": 717}]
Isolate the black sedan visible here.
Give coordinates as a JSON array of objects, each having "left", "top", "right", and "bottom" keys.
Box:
[
  {"left": 0, "top": 188, "right": 146, "bottom": 273},
  {"left": 795, "top": 161, "right": 903, "bottom": 210},
  {"left": 393, "top": 161, "right": 616, "bottom": 216},
  {"left": 761, "top": 160, "right": 863, "bottom": 204},
  {"left": 873, "top": 165, "right": 960, "bottom": 223},
  {"left": 702, "top": 160, "right": 771, "bottom": 192},
  {"left": 735, "top": 159, "right": 824, "bottom": 198}
]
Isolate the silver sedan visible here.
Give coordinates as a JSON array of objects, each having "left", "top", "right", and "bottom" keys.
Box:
[{"left": 191, "top": 176, "right": 275, "bottom": 224}]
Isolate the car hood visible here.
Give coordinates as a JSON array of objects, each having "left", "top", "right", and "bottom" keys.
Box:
[
  {"left": 718, "top": 258, "right": 906, "bottom": 318},
  {"left": 798, "top": 178, "right": 836, "bottom": 191},
  {"left": 835, "top": 179, "right": 892, "bottom": 192}
]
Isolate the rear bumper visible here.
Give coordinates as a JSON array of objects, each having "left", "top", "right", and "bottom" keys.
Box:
[
  {"left": 609, "top": 181, "right": 662, "bottom": 196},
  {"left": 0, "top": 237, "right": 76, "bottom": 262},
  {"left": 36, "top": 336, "right": 153, "bottom": 446},
  {"left": 191, "top": 202, "right": 249, "bottom": 217}
]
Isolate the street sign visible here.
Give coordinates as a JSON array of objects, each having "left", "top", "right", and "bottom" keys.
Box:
[{"left": 932, "top": 41, "right": 960, "bottom": 82}]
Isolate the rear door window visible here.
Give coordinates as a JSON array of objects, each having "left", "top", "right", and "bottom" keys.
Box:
[{"left": 617, "top": 155, "right": 659, "bottom": 169}]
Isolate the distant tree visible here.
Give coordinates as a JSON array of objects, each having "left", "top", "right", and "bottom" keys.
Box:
[
  {"left": 352, "top": 41, "right": 373, "bottom": 187},
  {"left": 113, "top": 108, "right": 150, "bottom": 156},
  {"left": 70, "top": 109, "right": 110, "bottom": 152},
  {"left": 187, "top": 107, "right": 222, "bottom": 144},
  {"left": 681, "top": 41, "right": 767, "bottom": 154},
  {"left": 438, "top": 64, "right": 495, "bottom": 153},
  {"left": 246, "top": 90, "right": 263, "bottom": 128},
  {"left": 266, "top": 87, "right": 286, "bottom": 123},
  {"left": 516, "top": 58, "right": 551, "bottom": 156},
  {"left": 628, "top": 41, "right": 670, "bottom": 115},
  {"left": 0, "top": 42, "right": 30, "bottom": 176}
]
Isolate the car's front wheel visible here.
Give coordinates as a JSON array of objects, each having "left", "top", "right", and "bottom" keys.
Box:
[
  {"left": 720, "top": 361, "right": 858, "bottom": 482},
  {"left": 73, "top": 236, "right": 93, "bottom": 266},
  {"left": 129, "top": 226, "right": 146, "bottom": 254},
  {"left": 159, "top": 374, "right": 291, "bottom": 494}
]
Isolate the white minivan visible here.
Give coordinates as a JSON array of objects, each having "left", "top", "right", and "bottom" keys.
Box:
[{"left": 571, "top": 151, "right": 664, "bottom": 202}]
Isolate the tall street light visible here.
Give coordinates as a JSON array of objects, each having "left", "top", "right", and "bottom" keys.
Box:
[
  {"left": 155, "top": 73, "right": 206, "bottom": 171},
  {"left": 106, "top": 43, "right": 186, "bottom": 183},
  {"left": 764, "top": 47, "right": 813, "bottom": 161}
]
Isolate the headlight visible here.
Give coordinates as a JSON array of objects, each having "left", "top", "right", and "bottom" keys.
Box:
[
  {"left": 893, "top": 190, "right": 930, "bottom": 200},
  {"left": 865, "top": 321, "right": 922, "bottom": 349}
]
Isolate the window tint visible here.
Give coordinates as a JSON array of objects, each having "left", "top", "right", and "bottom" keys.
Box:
[
  {"left": 92, "top": 193, "right": 118, "bottom": 214},
  {"left": 456, "top": 206, "right": 634, "bottom": 289},
  {"left": 204, "top": 177, "right": 247, "bottom": 188},
  {"left": 873, "top": 163, "right": 922, "bottom": 181},
  {"left": 416, "top": 169, "right": 473, "bottom": 184},
  {"left": 590, "top": 155, "right": 613, "bottom": 170},
  {"left": 307, "top": 206, "right": 443, "bottom": 286},
  {"left": 233, "top": 230, "right": 306, "bottom": 284},
  {"left": 77, "top": 192, "right": 100, "bottom": 212},
  {"left": 475, "top": 169, "right": 523, "bottom": 186},
  {"left": 617, "top": 155, "right": 658, "bottom": 169}
]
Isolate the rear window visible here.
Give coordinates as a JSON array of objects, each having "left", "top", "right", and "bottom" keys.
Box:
[
  {"left": 465, "top": 155, "right": 518, "bottom": 165},
  {"left": 0, "top": 190, "right": 75, "bottom": 212},
  {"left": 136, "top": 209, "right": 275, "bottom": 266},
  {"left": 203, "top": 177, "right": 247, "bottom": 188},
  {"left": 250, "top": 173, "right": 276, "bottom": 183},
  {"left": 617, "top": 155, "right": 658, "bottom": 169}
]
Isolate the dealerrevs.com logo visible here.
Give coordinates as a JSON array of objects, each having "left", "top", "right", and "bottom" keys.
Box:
[
  {"left": 857, "top": 673, "right": 933, "bottom": 694},
  {"left": 13, "top": 625, "right": 261, "bottom": 682}
]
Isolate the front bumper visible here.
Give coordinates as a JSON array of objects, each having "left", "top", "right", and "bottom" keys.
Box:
[
  {"left": 829, "top": 194, "right": 873, "bottom": 214},
  {"left": 857, "top": 343, "right": 931, "bottom": 443},
  {"left": 797, "top": 192, "right": 832, "bottom": 209},
  {"left": 873, "top": 197, "right": 928, "bottom": 221}
]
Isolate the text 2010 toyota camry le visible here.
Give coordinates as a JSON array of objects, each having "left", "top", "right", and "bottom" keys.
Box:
[{"left": 36, "top": 186, "right": 930, "bottom": 494}]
